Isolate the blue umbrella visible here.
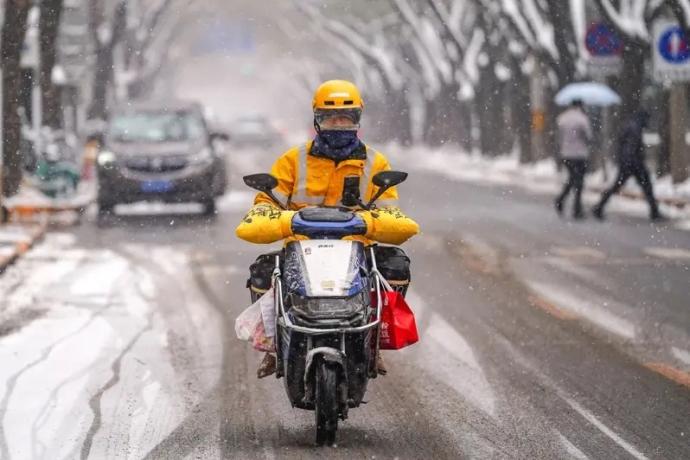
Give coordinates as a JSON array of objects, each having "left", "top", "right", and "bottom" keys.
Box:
[{"left": 555, "top": 82, "right": 621, "bottom": 107}]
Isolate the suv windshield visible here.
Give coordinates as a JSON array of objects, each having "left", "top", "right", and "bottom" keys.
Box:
[{"left": 108, "top": 111, "right": 205, "bottom": 143}]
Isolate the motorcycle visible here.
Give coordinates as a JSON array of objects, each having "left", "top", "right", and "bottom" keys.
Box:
[
  {"left": 29, "top": 130, "right": 80, "bottom": 199},
  {"left": 243, "top": 170, "right": 408, "bottom": 446}
]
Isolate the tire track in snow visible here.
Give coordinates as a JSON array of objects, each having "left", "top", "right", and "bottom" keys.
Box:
[
  {"left": 0, "top": 248, "right": 131, "bottom": 460},
  {"left": 79, "top": 315, "right": 153, "bottom": 460},
  {"left": 140, "top": 255, "right": 227, "bottom": 459},
  {"left": 29, "top": 312, "right": 118, "bottom": 460},
  {"left": 0, "top": 302, "right": 114, "bottom": 460}
]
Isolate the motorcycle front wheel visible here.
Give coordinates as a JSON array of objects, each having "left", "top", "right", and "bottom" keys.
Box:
[{"left": 315, "top": 359, "right": 339, "bottom": 446}]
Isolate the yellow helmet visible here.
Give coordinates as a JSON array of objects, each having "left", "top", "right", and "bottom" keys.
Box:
[{"left": 312, "top": 80, "right": 364, "bottom": 111}]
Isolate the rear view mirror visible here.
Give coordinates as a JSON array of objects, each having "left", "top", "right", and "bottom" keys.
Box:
[
  {"left": 243, "top": 173, "right": 278, "bottom": 193},
  {"left": 372, "top": 171, "right": 408, "bottom": 189},
  {"left": 366, "top": 170, "right": 408, "bottom": 209},
  {"left": 243, "top": 173, "right": 287, "bottom": 210}
]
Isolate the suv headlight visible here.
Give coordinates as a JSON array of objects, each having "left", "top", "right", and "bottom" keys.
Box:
[
  {"left": 189, "top": 147, "right": 213, "bottom": 165},
  {"left": 97, "top": 151, "right": 116, "bottom": 167},
  {"left": 290, "top": 291, "right": 367, "bottom": 319}
]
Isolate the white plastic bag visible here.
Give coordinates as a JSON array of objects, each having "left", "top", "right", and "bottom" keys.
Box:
[
  {"left": 235, "top": 287, "right": 276, "bottom": 342},
  {"left": 259, "top": 288, "right": 276, "bottom": 338},
  {"left": 235, "top": 298, "right": 262, "bottom": 341}
]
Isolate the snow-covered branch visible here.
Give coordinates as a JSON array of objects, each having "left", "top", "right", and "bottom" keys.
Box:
[
  {"left": 297, "top": 4, "right": 405, "bottom": 91},
  {"left": 597, "top": 0, "right": 651, "bottom": 40},
  {"left": 392, "top": 0, "right": 453, "bottom": 84}
]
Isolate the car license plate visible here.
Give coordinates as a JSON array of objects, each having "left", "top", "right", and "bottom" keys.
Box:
[{"left": 140, "top": 180, "right": 174, "bottom": 193}]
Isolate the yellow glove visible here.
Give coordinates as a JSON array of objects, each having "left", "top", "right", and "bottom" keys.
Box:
[
  {"left": 357, "top": 207, "right": 420, "bottom": 245},
  {"left": 236, "top": 204, "right": 295, "bottom": 244}
]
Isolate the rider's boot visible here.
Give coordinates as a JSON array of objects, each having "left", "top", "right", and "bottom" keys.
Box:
[
  {"left": 376, "top": 352, "right": 387, "bottom": 376},
  {"left": 257, "top": 352, "right": 277, "bottom": 378}
]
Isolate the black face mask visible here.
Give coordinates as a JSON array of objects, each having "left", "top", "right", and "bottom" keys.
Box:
[
  {"left": 314, "top": 130, "right": 360, "bottom": 160},
  {"left": 321, "top": 130, "right": 358, "bottom": 148}
]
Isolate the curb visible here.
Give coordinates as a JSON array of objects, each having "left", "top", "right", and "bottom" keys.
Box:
[
  {"left": 0, "top": 221, "right": 48, "bottom": 274},
  {"left": 8, "top": 203, "right": 89, "bottom": 219}
]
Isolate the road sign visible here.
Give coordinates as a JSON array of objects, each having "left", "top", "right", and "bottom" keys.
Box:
[
  {"left": 653, "top": 21, "right": 690, "bottom": 82},
  {"left": 585, "top": 23, "right": 622, "bottom": 77},
  {"left": 586, "top": 23, "right": 622, "bottom": 57}
]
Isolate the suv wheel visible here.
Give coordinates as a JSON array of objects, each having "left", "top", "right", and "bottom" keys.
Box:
[
  {"left": 202, "top": 199, "right": 216, "bottom": 217},
  {"left": 97, "top": 198, "right": 116, "bottom": 218}
]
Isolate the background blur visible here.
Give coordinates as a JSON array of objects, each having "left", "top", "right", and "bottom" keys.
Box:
[{"left": 1, "top": 0, "right": 689, "bottom": 199}]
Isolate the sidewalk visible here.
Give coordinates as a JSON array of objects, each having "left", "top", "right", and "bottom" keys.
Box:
[
  {"left": 2, "top": 180, "right": 96, "bottom": 228},
  {"left": 0, "top": 181, "right": 95, "bottom": 272},
  {"left": 0, "top": 221, "right": 48, "bottom": 273},
  {"left": 391, "top": 146, "right": 690, "bottom": 214}
]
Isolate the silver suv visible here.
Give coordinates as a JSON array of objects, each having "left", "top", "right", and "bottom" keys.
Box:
[{"left": 96, "top": 101, "right": 228, "bottom": 217}]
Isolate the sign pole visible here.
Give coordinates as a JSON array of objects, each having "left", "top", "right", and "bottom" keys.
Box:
[
  {"left": 530, "top": 55, "right": 547, "bottom": 162},
  {"left": 0, "top": 67, "right": 4, "bottom": 222},
  {"left": 653, "top": 21, "right": 690, "bottom": 184},
  {"left": 669, "top": 83, "right": 689, "bottom": 183},
  {"left": 32, "top": 6, "right": 42, "bottom": 163}
]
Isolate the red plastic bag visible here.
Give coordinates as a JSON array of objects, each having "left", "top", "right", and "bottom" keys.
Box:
[{"left": 373, "top": 290, "right": 419, "bottom": 350}]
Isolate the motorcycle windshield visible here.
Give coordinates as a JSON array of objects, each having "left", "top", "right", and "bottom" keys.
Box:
[{"left": 284, "top": 240, "right": 367, "bottom": 297}]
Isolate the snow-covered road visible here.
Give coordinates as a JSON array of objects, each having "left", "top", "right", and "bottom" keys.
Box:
[
  {"left": 0, "top": 144, "right": 688, "bottom": 459},
  {"left": 0, "top": 234, "right": 223, "bottom": 459}
]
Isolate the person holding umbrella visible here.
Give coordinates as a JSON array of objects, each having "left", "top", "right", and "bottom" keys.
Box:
[
  {"left": 592, "top": 110, "right": 665, "bottom": 221},
  {"left": 555, "top": 99, "right": 593, "bottom": 219},
  {"left": 553, "top": 82, "right": 621, "bottom": 219}
]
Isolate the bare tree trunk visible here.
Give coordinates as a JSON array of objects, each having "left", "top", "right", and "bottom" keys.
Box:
[
  {"left": 477, "top": 65, "right": 502, "bottom": 156},
  {"left": 423, "top": 83, "right": 466, "bottom": 147},
  {"left": 545, "top": 92, "right": 559, "bottom": 161},
  {"left": 87, "top": 43, "right": 114, "bottom": 120},
  {"left": 497, "top": 80, "right": 514, "bottom": 154},
  {"left": 458, "top": 101, "right": 473, "bottom": 152},
  {"left": 423, "top": 96, "right": 442, "bottom": 146},
  {"left": 657, "top": 89, "right": 671, "bottom": 177},
  {"left": 40, "top": 0, "right": 64, "bottom": 129},
  {"left": 544, "top": 0, "right": 576, "bottom": 86},
  {"left": 393, "top": 89, "right": 413, "bottom": 146},
  {"left": 510, "top": 58, "right": 532, "bottom": 163},
  {"left": 87, "top": 0, "right": 127, "bottom": 121},
  {"left": 1, "top": 0, "right": 32, "bottom": 196}
]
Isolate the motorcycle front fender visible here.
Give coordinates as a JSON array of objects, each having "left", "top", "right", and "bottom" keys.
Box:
[{"left": 303, "top": 347, "right": 347, "bottom": 406}]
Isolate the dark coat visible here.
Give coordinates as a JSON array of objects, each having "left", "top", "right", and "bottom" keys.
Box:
[{"left": 616, "top": 115, "right": 647, "bottom": 168}]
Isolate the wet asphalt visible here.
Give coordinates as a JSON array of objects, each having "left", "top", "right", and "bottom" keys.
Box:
[{"left": 0, "top": 146, "right": 689, "bottom": 459}]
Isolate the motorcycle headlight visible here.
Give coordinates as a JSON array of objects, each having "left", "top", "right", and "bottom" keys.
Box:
[
  {"left": 97, "top": 151, "right": 116, "bottom": 167},
  {"left": 189, "top": 147, "right": 213, "bottom": 165},
  {"left": 290, "top": 291, "right": 367, "bottom": 319}
]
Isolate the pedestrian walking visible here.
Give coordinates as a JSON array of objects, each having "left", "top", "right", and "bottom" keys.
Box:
[
  {"left": 592, "top": 111, "right": 664, "bottom": 221},
  {"left": 555, "top": 100, "right": 593, "bottom": 219}
]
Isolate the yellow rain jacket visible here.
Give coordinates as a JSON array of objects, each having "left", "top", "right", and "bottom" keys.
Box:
[{"left": 236, "top": 141, "right": 419, "bottom": 245}]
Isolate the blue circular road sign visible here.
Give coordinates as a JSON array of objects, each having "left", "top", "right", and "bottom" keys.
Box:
[
  {"left": 658, "top": 26, "right": 690, "bottom": 63},
  {"left": 586, "top": 23, "right": 622, "bottom": 57}
]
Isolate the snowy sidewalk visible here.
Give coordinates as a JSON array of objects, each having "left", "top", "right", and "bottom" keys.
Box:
[
  {"left": 0, "top": 222, "right": 48, "bottom": 273},
  {"left": 4, "top": 181, "right": 95, "bottom": 215},
  {"left": 391, "top": 147, "right": 690, "bottom": 216},
  {"left": 2, "top": 181, "right": 95, "bottom": 227}
]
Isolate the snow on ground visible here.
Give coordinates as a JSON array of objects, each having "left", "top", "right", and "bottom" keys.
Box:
[
  {"left": 404, "top": 290, "right": 497, "bottom": 418},
  {"left": 0, "top": 233, "right": 223, "bottom": 459},
  {"left": 0, "top": 225, "right": 39, "bottom": 245},
  {"left": 4, "top": 181, "right": 96, "bottom": 210}
]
